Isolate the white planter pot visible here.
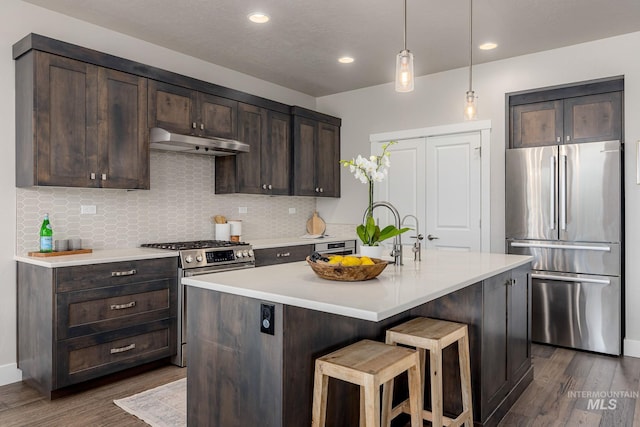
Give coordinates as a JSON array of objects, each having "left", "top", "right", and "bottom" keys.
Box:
[{"left": 359, "top": 245, "right": 383, "bottom": 258}]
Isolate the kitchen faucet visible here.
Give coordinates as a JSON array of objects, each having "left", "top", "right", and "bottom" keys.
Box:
[
  {"left": 401, "top": 214, "right": 423, "bottom": 261},
  {"left": 363, "top": 201, "right": 403, "bottom": 266}
]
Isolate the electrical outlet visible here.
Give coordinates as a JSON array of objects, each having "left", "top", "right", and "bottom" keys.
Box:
[
  {"left": 288, "top": 207, "right": 296, "bottom": 214},
  {"left": 238, "top": 207, "right": 248, "bottom": 214},
  {"left": 80, "top": 205, "right": 96, "bottom": 214},
  {"left": 260, "top": 303, "right": 275, "bottom": 335}
]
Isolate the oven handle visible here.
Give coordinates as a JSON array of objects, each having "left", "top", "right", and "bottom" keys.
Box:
[
  {"left": 183, "top": 264, "right": 255, "bottom": 277},
  {"left": 531, "top": 273, "right": 610, "bottom": 285}
]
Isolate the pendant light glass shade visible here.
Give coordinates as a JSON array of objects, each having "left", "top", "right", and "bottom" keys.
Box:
[
  {"left": 395, "top": 0, "right": 414, "bottom": 92},
  {"left": 395, "top": 49, "right": 414, "bottom": 92},
  {"left": 464, "top": 90, "right": 477, "bottom": 120},
  {"left": 463, "top": 0, "right": 477, "bottom": 120}
]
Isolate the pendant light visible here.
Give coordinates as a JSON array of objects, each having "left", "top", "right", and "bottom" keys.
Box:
[
  {"left": 395, "top": 0, "right": 414, "bottom": 92},
  {"left": 464, "top": 0, "right": 478, "bottom": 120}
]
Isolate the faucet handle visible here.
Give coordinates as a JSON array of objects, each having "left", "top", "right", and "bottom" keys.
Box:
[{"left": 410, "top": 234, "right": 424, "bottom": 241}]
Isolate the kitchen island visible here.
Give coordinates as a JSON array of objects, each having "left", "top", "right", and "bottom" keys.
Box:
[{"left": 184, "top": 250, "right": 532, "bottom": 427}]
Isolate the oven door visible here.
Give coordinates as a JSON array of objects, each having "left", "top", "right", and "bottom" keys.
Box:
[
  {"left": 531, "top": 271, "right": 620, "bottom": 355},
  {"left": 175, "top": 263, "right": 255, "bottom": 367}
]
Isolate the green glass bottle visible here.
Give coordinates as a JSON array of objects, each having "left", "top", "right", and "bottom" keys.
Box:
[{"left": 40, "top": 213, "right": 53, "bottom": 253}]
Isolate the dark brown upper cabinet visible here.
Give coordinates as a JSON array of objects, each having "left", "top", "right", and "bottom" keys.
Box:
[
  {"left": 509, "top": 79, "right": 623, "bottom": 149},
  {"left": 292, "top": 107, "right": 341, "bottom": 198},
  {"left": 148, "top": 80, "right": 237, "bottom": 140},
  {"left": 215, "top": 103, "right": 291, "bottom": 195},
  {"left": 16, "top": 51, "right": 148, "bottom": 189}
]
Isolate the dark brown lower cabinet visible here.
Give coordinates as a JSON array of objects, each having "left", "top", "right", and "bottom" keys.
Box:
[
  {"left": 17, "top": 257, "right": 178, "bottom": 398},
  {"left": 186, "top": 263, "right": 532, "bottom": 427}
]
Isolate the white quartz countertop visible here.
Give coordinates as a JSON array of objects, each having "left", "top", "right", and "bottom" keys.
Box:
[
  {"left": 14, "top": 248, "right": 178, "bottom": 268},
  {"left": 184, "top": 250, "right": 533, "bottom": 321},
  {"left": 250, "top": 235, "right": 357, "bottom": 249}
]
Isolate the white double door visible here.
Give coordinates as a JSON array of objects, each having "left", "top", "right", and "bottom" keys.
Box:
[{"left": 372, "top": 132, "right": 481, "bottom": 251}]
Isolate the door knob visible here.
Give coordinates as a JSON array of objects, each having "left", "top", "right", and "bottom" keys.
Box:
[{"left": 427, "top": 234, "right": 439, "bottom": 241}]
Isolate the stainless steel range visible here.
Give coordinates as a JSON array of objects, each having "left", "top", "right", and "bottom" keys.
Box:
[{"left": 141, "top": 240, "right": 255, "bottom": 366}]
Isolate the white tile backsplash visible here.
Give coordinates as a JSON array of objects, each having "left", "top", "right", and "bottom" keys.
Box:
[{"left": 16, "top": 151, "right": 316, "bottom": 254}]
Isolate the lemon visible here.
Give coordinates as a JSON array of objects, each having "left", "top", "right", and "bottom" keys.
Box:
[
  {"left": 328, "top": 255, "right": 343, "bottom": 265},
  {"left": 341, "top": 256, "right": 362, "bottom": 266},
  {"left": 360, "top": 256, "right": 375, "bottom": 266}
]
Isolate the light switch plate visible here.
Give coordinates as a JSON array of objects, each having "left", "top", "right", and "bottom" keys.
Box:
[
  {"left": 238, "top": 207, "right": 248, "bottom": 214},
  {"left": 81, "top": 205, "right": 96, "bottom": 214},
  {"left": 288, "top": 208, "right": 296, "bottom": 214}
]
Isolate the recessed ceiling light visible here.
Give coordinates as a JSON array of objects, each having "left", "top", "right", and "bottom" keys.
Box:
[
  {"left": 479, "top": 42, "right": 498, "bottom": 50},
  {"left": 338, "top": 57, "right": 354, "bottom": 64},
  {"left": 248, "top": 12, "right": 270, "bottom": 24}
]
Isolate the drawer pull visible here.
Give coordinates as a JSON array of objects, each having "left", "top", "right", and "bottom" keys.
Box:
[
  {"left": 110, "top": 343, "right": 136, "bottom": 354},
  {"left": 110, "top": 301, "right": 136, "bottom": 310},
  {"left": 276, "top": 252, "right": 290, "bottom": 258},
  {"left": 111, "top": 269, "right": 137, "bottom": 277}
]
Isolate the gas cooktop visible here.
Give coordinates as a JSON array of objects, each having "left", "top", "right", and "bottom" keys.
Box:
[{"left": 141, "top": 240, "right": 250, "bottom": 251}]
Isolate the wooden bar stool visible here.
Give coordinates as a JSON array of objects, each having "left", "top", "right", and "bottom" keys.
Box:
[
  {"left": 311, "top": 339, "right": 422, "bottom": 427},
  {"left": 381, "top": 317, "right": 473, "bottom": 427}
]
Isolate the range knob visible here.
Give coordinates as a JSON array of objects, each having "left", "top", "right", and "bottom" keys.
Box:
[
  {"left": 236, "top": 250, "right": 244, "bottom": 258},
  {"left": 196, "top": 254, "right": 203, "bottom": 262},
  {"left": 248, "top": 249, "right": 254, "bottom": 257},
  {"left": 242, "top": 250, "right": 250, "bottom": 258},
  {"left": 185, "top": 255, "right": 193, "bottom": 263}
]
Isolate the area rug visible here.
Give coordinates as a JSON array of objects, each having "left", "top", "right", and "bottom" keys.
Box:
[{"left": 114, "top": 378, "right": 186, "bottom": 427}]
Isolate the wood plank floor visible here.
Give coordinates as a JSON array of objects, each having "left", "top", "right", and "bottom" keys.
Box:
[
  {"left": 499, "top": 344, "right": 640, "bottom": 427},
  {"left": 0, "top": 344, "right": 638, "bottom": 426},
  {"left": 0, "top": 365, "right": 186, "bottom": 426}
]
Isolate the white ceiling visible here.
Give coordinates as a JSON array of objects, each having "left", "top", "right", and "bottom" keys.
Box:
[{"left": 23, "top": 0, "right": 640, "bottom": 97}]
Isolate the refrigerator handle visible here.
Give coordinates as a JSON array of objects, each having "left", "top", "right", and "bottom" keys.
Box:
[
  {"left": 550, "top": 155, "right": 556, "bottom": 230},
  {"left": 559, "top": 154, "right": 567, "bottom": 231},
  {"left": 531, "top": 273, "right": 610, "bottom": 285}
]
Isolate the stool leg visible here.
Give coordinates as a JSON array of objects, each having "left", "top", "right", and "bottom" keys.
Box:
[
  {"left": 360, "top": 387, "right": 366, "bottom": 427},
  {"left": 363, "top": 376, "right": 380, "bottom": 427},
  {"left": 430, "top": 346, "right": 443, "bottom": 427},
  {"left": 381, "top": 378, "right": 394, "bottom": 427},
  {"left": 459, "top": 331, "right": 473, "bottom": 427},
  {"left": 407, "top": 353, "right": 423, "bottom": 427},
  {"left": 311, "top": 362, "right": 328, "bottom": 427}
]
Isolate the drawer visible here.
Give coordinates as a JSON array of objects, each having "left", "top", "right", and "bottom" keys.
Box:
[
  {"left": 56, "top": 318, "right": 175, "bottom": 388},
  {"left": 55, "top": 257, "right": 178, "bottom": 292},
  {"left": 254, "top": 244, "right": 313, "bottom": 267},
  {"left": 57, "top": 279, "right": 177, "bottom": 340}
]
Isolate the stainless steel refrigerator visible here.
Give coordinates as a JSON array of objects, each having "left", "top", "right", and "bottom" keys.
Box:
[{"left": 506, "top": 140, "right": 623, "bottom": 355}]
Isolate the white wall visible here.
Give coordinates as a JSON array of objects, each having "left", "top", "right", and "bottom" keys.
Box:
[
  {"left": 316, "top": 32, "right": 640, "bottom": 357},
  {"left": 0, "top": 0, "right": 316, "bottom": 384}
]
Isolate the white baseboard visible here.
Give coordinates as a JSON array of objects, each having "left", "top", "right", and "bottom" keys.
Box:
[
  {"left": 623, "top": 338, "right": 640, "bottom": 358},
  {"left": 0, "top": 363, "right": 22, "bottom": 386}
]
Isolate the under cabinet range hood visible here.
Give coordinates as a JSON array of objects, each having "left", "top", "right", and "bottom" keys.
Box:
[{"left": 149, "top": 127, "right": 249, "bottom": 156}]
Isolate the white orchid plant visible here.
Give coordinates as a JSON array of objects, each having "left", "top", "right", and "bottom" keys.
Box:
[{"left": 340, "top": 141, "right": 409, "bottom": 246}]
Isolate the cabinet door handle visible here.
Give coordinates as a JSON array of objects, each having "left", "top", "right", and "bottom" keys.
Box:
[
  {"left": 110, "top": 343, "right": 136, "bottom": 354},
  {"left": 90, "top": 172, "right": 96, "bottom": 180},
  {"left": 276, "top": 252, "right": 290, "bottom": 258},
  {"left": 566, "top": 135, "right": 571, "bottom": 142},
  {"left": 315, "top": 187, "right": 319, "bottom": 192},
  {"left": 268, "top": 184, "right": 272, "bottom": 190},
  {"left": 319, "top": 187, "right": 324, "bottom": 193},
  {"left": 110, "top": 301, "right": 136, "bottom": 310},
  {"left": 101, "top": 173, "right": 107, "bottom": 181},
  {"left": 111, "top": 269, "right": 137, "bottom": 277},
  {"left": 262, "top": 184, "right": 267, "bottom": 190},
  {"left": 200, "top": 123, "right": 204, "bottom": 130},
  {"left": 192, "top": 122, "right": 197, "bottom": 129},
  {"left": 556, "top": 136, "right": 561, "bottom": 143}
]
